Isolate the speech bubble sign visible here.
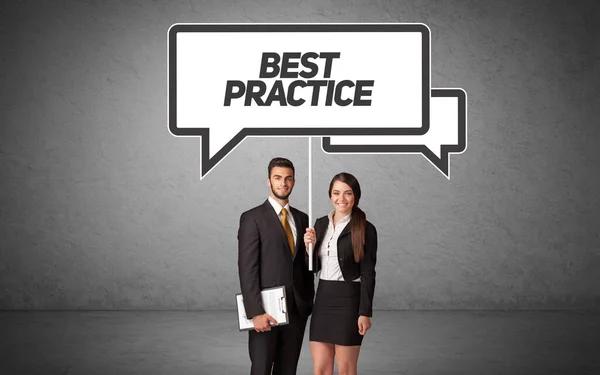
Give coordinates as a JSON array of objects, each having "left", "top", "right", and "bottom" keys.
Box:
[
  {"left": 168, "top": 23, "right": 432, "bottom": 177},
  {"left": 323, "top": 88, "right": 467, "bottom": 178}
]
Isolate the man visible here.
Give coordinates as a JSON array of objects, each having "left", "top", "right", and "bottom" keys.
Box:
[{"left": 238, "top": 157, "right": 314, "bottom": 375}]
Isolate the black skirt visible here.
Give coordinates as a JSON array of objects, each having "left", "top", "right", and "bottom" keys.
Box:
[{"left": 309, "top": 279, "right": 364, "bottom": 346}]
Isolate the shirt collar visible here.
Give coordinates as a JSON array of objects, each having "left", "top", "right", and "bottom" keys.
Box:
[
  {"left": 327, "top": 210, "right": 351, "bottom": 224},
  {"left": 268, "top": 196, "right": 291, "bottom": 215}
]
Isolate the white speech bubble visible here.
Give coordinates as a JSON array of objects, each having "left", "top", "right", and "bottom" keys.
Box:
[
  {"left": 323, "top": 89, "right": 467, "bottom": 178},
  {"left": 168, "top": 23, "right": 434, "bottom": 177}
]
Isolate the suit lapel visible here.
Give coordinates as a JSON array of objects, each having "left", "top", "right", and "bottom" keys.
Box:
[
  {"left": 313, "top": 217, "right": 331, "bottom": 271},
  {"left": 290, "top": 208, "right": 302, "bottom": 259},
  {"left": 315, "top": 217, "right": 328, "bottom": 246},
  {"left": 339, "top": 221, "right": 352, "bottom": 238}
]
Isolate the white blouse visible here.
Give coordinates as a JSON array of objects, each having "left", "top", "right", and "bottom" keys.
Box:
[{"left": 318, "top": 211, "right": 360, "bottom": 282}]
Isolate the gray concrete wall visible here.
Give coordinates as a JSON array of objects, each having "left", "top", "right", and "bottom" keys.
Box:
[{"left": 1, "top": 0, "right": 599, "bottom": 310}]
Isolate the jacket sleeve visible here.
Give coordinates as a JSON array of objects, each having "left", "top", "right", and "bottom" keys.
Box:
[
  {"left": 238, "top": 211, "right": 265, "bottom": 318},
  {"left": 359, "top": 222, "right": 378, "bottom": 317}
]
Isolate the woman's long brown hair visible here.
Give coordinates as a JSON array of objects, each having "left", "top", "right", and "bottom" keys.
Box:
[{"left": 329, "top": 173, "right": 366, "bottom": 262}]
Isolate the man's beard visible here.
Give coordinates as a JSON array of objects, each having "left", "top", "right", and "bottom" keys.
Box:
[{"left": 271, "top": 185, "right": 292, "bottom": 200}]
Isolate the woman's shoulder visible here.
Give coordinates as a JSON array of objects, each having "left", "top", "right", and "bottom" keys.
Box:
[
  {"left": 316, "top": 215, "right": 329, "bottom": 223},
  {"left": 313, "top": 215, "right": 329, "bottom": 228},
  {"left": 365, "top": 220, "right": 377, "bottom": 235}
]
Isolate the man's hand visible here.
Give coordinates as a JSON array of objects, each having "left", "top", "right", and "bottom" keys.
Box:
[
  {"left": 253, "top": 313, "right": 278, "bottom": 332},
  {"left": 358, "top": 316, "right": 372, "bottom": 336}
]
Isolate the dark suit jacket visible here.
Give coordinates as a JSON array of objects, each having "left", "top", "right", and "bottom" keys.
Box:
[
  {"left": 308, "top": 215, "right": 378, "bottom": 317},
  {"left": 238, "top": 200, "right": 313, "bottom": 319}
]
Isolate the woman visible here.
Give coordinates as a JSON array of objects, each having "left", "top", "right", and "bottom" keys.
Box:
[{"left": 304, "top": 172, "right": 377, "bottom": 375}]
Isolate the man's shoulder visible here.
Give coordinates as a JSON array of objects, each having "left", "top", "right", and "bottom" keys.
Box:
[
  {"left": 290, "top": 206, "right": 308, "bottom": 218},
  {"left": 240, "top": 201, "right": 268, "bottom": 218}
]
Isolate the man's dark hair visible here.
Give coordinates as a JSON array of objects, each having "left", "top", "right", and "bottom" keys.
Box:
[{"left": 268, "top": 157, "right": 295, "bottom": 178}]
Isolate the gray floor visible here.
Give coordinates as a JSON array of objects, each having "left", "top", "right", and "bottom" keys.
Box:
[{"left": 1, "top": 311, "right": 599, "bottom": 375}]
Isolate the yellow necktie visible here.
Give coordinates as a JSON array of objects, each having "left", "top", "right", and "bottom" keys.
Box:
[{"left": 281, "top": 208, "right": 295, "bottom": 256}]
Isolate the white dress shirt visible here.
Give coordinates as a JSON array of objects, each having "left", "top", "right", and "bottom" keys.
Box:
[
  {"left": 318, "top": 210, "right": 360, "bottom": 282},
  {"left": 268, "top": 196, "right": 297, "bottom": 244}
]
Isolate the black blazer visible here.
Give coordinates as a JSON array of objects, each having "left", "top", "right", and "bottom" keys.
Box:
[
  {"left": 308, "top": 215, "right": 377, "bottom": 317},
  {"left": 238, "top": 200, "right": 314, "bottom": 319}
]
